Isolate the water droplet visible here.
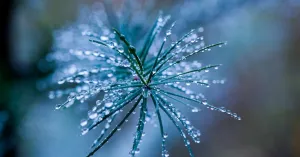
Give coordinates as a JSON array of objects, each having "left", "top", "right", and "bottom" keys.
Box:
[
  {"left": 89, "top": 112, "right": 98, "bottom": 119},
  {"left": 107, "top": 73, "right": 113, "bottom": 77},
  {"left": 100, "top": 36, "right": 109, "bottom": 41},
  {"left": 84, "top": 51, "right": 92, "bottom": 55},
  {"left": 108, "top": 41, "right": 116, "bottom": 48},
  {"left": 166, "top": 30, "right": 172, "bottom": 36},
  {"left": 135, "top": 148, "right": 140, "bottom": 154},
  {"left": 220, "top": 107, "right": 226, "bottom": 112},
  {"left": 163, "top": 133, "right": 168, "bottom": 138},
  {"left": 48, "top": 91, "right": 55, "bottom": 99},
  {"left": 82, "top": 129, "right": 89, "bottom": 135},
  {"left": 194, "top": 137, "right": 201, "bottom": 143},
  {"left": 78, "top": 70, "right": 89, "bottom": 76},
  {"left": 198, "top": 27, "right": 204, "bottom": 32},
  {"left": 105, "top": 110, "right": 110, "bottom": 115},
  {"left": 80, "top": 119, "right": 88, "bottom": 127},
  {"left": 192, "top": 108, "right": 199, "bottom": 112},
  {"left": 96, "top": 100, "right": 102, "bottom": 106},
  {"left": 142, "top": 89, "right": 150, "bottom": 98},
  {"left": 158, "top": 17, "right": 163, "bottom": 22},
  {"left": 55, "top": 104, "right": 62, "bottom": 110},
  {"left": 105, "top": 102, "right": 113, "bottom": 108},
  {"left": 58, "top": 79, "right": 65, "bottom": 84},
  {"left": 117, "top": 46, "right": 124, "bottom": 53}
]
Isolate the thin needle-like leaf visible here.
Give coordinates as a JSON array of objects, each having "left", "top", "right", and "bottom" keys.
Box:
[
  {"left": 159, "top": 64, "right": 221, "bottom": 82},
  {"left": 87, "top": 95, "right": 143, "bottom": 157},
  {"left": 131, "top": 97, "right": 147, "bottom": 156},
  {"left": 153, "top": 93, "right": 194, "bottom": 157},
  {"left": 86, "top": 89, "right": 141, "bottom": 132},
  {"left": 151, "top": 93, "right": 168, "bottom": 157},
  {"left": 156, "top": 43, "right": 224, "bottom": 75}
]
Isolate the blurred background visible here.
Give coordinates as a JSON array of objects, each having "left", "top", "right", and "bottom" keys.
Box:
[{"left": 1, "top": 0, "right": 300, "bottom": 157}]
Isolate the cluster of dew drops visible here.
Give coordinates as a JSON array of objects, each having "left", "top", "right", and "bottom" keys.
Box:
[{"left": 45, "top": 8, "right": 242, "bottom": 157}]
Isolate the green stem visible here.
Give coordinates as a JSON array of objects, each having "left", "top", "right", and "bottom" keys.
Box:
[
  {"left": 146, "top": 39, "right": 166, "bottom": 84},
  {"left": 113, "top": 28, "right": 143, "bottom": 73}
]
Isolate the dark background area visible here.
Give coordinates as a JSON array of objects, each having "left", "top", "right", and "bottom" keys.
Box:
[{"left": 1, "top": 0, "right": 18, "bottom": 156}]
